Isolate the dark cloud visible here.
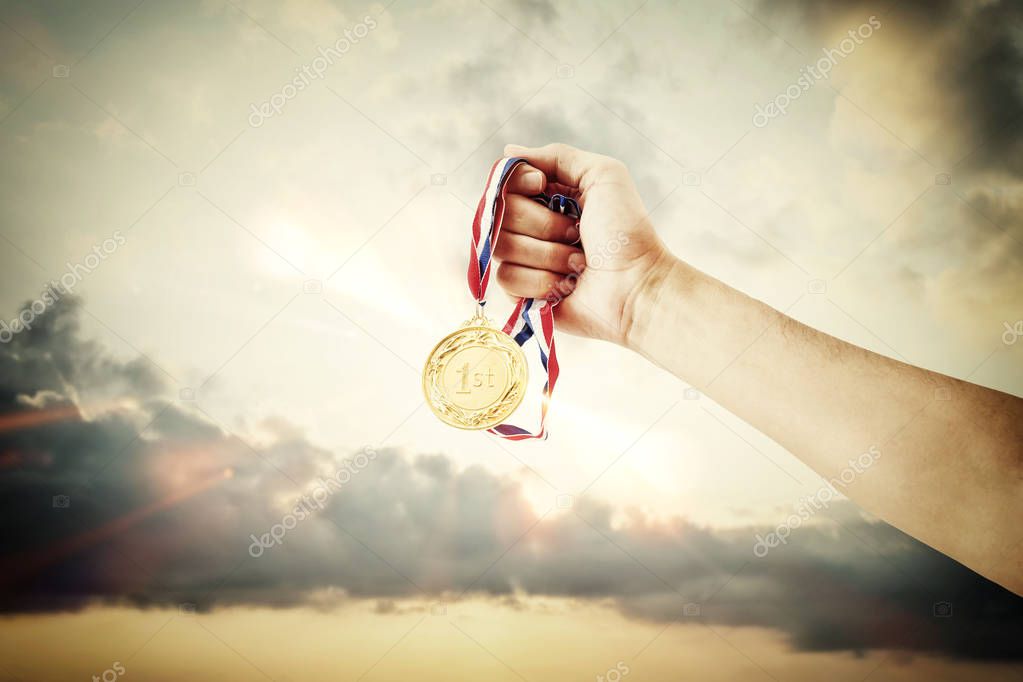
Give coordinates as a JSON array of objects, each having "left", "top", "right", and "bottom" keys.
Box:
[
  {"left": 756, "top": 0, "right": 1023, "bottom": 175},
  {"left": 505, "top": 0, "right": 559, "bottom": 25},
  {"left": 946, "top": 2, "right": 1023, "bottom": 174},
  {"left": 1, "top": 298, "right": 1021, "bottom": 663},
  {"left": 0, "top": 297, "right": 166, "bottom": 406}
]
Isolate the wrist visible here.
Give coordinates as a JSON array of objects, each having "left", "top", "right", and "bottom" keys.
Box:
[
  {"left": 620, "top": 249, "right": 685, "bottom": 353},
  {"left": 620, "top": 251, "right": 781, "bottom": 388}
]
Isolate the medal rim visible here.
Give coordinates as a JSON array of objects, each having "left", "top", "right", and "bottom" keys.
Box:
[{"left": 422, "top": 324, "right": 528, "bottom": 431}]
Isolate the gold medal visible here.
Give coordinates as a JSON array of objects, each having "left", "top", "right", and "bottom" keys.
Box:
[{"left": 423, "top": 309, "right": 528, "bottom": 430}]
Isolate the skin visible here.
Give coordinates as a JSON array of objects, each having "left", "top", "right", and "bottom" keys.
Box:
[{"left": 494, "top": 142, "right": 1023, "bottom": 596}]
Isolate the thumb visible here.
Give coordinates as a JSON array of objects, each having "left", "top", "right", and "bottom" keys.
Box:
[{"left": 503, "top": 142, "right": 614, "bottom": 190}]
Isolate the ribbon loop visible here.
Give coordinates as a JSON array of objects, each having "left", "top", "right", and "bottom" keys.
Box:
[{"left": 467, "top": 157, "right": 580, "bottom": 440}]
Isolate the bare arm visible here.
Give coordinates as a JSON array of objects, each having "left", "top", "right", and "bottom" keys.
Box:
[
  {"left": 628, "top": 255, "right": 1023, "bottom": 594},
  {"left": 494, "top": 142, "right": 1023, "bottom": 595}
]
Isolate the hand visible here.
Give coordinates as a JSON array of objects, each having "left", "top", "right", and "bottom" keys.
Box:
[{"left": 495, "top": 143, "right": 673, "bottom": 346}]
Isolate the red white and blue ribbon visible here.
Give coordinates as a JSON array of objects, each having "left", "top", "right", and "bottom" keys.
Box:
[{"left": 468, "top": 157, "right": 580, "bottom": 441}]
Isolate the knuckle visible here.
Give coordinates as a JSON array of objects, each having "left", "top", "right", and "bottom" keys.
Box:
[
  {"left": 496, "top": 262, "right": 513, "bottom": 286},
  {"left": 540, "top": 210, "right": 557, "bottom": 240},
  {"left": 544, "top": 243, "right": 565, "bottom": 270},
  {"left": 549, "top": 142, "right": 579, "bottom": 159},
  {"left": 598, "top": 156, "right": 627, "bottom": 175}
]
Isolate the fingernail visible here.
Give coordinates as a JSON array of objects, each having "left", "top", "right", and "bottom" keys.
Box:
[
  {"left": 525, "top": 170, "right": 544, "bottom": 191},
  {"left": 568, "top": 252, "right": 586, "bottom": 273},
  {"left": 505, "top": 144, "right": 527, "bottom": 154},
  {"left": 565, "top": 227, "right": 580, "bottom": 243}
]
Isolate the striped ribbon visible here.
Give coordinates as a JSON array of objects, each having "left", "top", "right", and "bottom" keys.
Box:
[{"left": 467, "top": 156, "right": 580, "bottom": 441}]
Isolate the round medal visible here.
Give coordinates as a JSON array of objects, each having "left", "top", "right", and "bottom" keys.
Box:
[{"left": 422, "top": 315, "right": 528, "bottom": 430}]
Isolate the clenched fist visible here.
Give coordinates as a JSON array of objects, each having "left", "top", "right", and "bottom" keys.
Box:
[{"left": 494, "top": 143, "right": 672, "bottom": 346}]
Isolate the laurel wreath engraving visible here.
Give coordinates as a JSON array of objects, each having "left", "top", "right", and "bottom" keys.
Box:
[{"left": 423, "top": 326, "right": 527, "bottom": 430}]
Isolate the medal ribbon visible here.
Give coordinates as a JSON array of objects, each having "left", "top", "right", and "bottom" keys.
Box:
[{"left": 468, "top": 157, "right": 581, "bottom": 441}]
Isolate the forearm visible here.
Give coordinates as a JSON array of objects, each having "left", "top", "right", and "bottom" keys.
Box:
[{"left": 627, "top": 255, "right": 1023, "bottom": 593}]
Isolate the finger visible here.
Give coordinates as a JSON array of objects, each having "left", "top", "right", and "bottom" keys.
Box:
[
  {"left": 503, "top": 142, "right": 622, "bottom": 189},
  {"left": 494, "top": 231, "right": 584, "bottom": 275},
  {"left": 504, "top": 162, "right": 546, "bottom": 195},
  {"left": 547, "top": 181, "right": 580, "bottom": 199},
  {"left": 503, "top": 194, "right": 579, "bottom": 243},
  {"left": 496, "top": 262, "right": 579, "bottom": 300}
]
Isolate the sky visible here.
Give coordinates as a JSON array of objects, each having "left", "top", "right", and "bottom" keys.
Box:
[{"left": 0, "top": 0, "right": 1022, "bottom": 680}]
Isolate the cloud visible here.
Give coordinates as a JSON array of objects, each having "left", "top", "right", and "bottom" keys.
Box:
[
  {"left": 1, "top": 298, "right": 1021, "bottom": 661},
  {"left": 742, "top": 0, "right": 1023, "bottom": 350},
  {"left": 756, "top": 0, "right": 1023, "bottom": 176},
  {"left": 922, "top": 188, "right": 1023, "bottom": 335}
]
